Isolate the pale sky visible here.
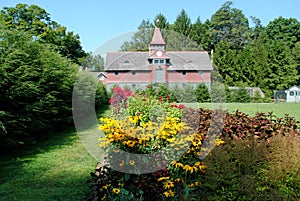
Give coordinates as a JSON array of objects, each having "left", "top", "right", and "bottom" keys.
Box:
[{"left": 1, "top": 0, "right": 300, "bottom": 52}]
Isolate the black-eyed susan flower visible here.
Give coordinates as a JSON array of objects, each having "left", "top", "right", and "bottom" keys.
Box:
[
  {"left": 175, "top": 162, "right": 183, "bottom": 168},
  {"left": 129, "top": 160, "right": 135, "bottom": 166},
  {"left": 163, "top": 180, "right": 174, "bottom": 189},
  {"left": 163, "top": 190, "right": 175, "bottom": 197},
  {"left": 157, "top": 177, "right": 170, "bottom": 181},
  {"left": 112, "top": 188, "right": 121, "bottom": 194},
  {"left": 216, "top": 138, "right": 225, "bottom": 146},
  {"left": 183, "top": 165, "right": 194, "bottom": 173},
  {"left": 174, "top": 178, "right": 182, "bottom": 183}
]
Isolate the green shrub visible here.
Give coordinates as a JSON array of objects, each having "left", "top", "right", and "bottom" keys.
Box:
[
  {"left": 0, "top": 29, "right": 79, "bottom": 150},
  {"left": 226, "top": 87, "right": 251, "bottom": 103},
  {"left": 170, "top": 83, "right": 198, "bottom": 103},
  {"left": 195, "top": 83, "right": 210, "bottom": 103}
]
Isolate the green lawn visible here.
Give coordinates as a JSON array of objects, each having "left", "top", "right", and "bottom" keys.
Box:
[
  {"left": 0, "top": 106, "right": 111, "bottom": 201},
  {"left": 0, "top": 130, "right": 98, "bottom": 201},
  {"left": 183, "top": 102, "right": 300, "bottom": 121}
]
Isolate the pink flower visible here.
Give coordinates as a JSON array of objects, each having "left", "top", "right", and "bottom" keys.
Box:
[{"left": 109, "top": 98, "right": 114, "bottom": 104}]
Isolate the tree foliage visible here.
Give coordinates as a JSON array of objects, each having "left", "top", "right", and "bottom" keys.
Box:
[
  {"left": 0, "top": 3, "right": 87, "bottom": 64},
  {"left": 154, "top": 13, "right": 169, "bottom": 30},
  {"left": 82, "top": 53, "right": 105, "bottom": 71},
  {"left": 210, "top": 1, "right": 250, "bottom": 50}
]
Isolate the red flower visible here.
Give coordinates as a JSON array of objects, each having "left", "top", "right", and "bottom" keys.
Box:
[
  {"left": 169, "top": 103, "right": 176, "bottom": 108},
  {"left": 146, "top": 85, "right": 151, "bottom": 88},
  {"left": 166, "top": 94, "right": 170, "bottom": 100},
  {"left": 177, "top": 104, "right": 185, "bottom": 109},
  {"left": 159, "top": 96, "right": 163, "bottom": 102}
]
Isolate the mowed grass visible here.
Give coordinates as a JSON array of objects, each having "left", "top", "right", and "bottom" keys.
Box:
[
  {"left": 0, "top": 130, "right": 99, "bottom": 201},
  {"left": 0, "top": 106, "right": 111, "bottom": 201},
  {"left": 183, "top": 102, "right": 300, "bottom": 121}
]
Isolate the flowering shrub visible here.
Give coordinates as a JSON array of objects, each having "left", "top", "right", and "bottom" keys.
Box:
[
  {"left": 109, "top": 86, "right": 133, "bottom": 114},
  {"left": 85, "top": 86, "right": 225, "bottom": 200}
]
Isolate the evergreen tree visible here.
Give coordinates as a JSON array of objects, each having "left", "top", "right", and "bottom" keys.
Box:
[
  {"left": 195, "top": 83, "right": 210, "bottom": 102},
  {"left": 210, "top": 1, "right": 250, "bottom": 50}
]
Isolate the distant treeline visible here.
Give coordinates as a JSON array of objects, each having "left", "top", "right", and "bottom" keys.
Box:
[{"left": 121, "top": 1, "right": 300, "bottom": 97}]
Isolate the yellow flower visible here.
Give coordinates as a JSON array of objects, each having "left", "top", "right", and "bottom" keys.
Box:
[
  {"left": 163, "top": 180, "right": 174, "bottom": 189},
  {"left": 194, "top": 161, "right": 201, "bottom": 167},
  {"left": 112, "top": 188, "right": 121, "bottom": 194},
  {"left": 183, "top": 165, "right": 195, "bottom": 173},
  {"left": 125, "top": 140, "right": 136, "bottom": 147},
  {"left": 166, "top": 137, "right": 175, "bottom": 142},
  {"left": 193, "top": 181, "right": 200, "bottom": 186},
  {"left": 129, "top": 160, "right": 135, "bottom": 166},
  {"left": 199, "top": 164, "right": 207, "bottom": 171},
  {"left": 216, "top": 138, "right": 225, "bottom": 146},
  {"left": 119, "top": 160, "right": 124, "bottom": 167},
  {"left": 174, "top": 178, "right": 182, "bottom": 183},
  {"left": 176, "top": 162, "right": 184, "bottom": 168},
  {"left": 163, "top": 190, "right": 175, "bottom": 197},
  {"left": 188, "top": 183, "right": 194, "bottom": 188},
  {"left": 157, "top": 177, "right": 170, "bottom": 181},
  {"left": 102, "top": 184, "right": 111, "bottom": 189}
]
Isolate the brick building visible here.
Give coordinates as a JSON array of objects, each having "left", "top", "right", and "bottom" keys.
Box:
[{"left": 103, "top": 27, "right": 213, "bottom": 90}]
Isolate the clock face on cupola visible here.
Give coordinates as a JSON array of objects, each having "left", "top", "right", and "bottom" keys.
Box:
[{"left": 156, "top": 50, "right": 162, "bottom": 57}]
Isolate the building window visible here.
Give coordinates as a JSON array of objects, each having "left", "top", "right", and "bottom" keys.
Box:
[
  {"left": 124, "top": 60, "right": 129, "bottom": 64},
  {"left": 182, "top": 71, "right": 187, "bottom": 76},
  {"left": 198, "top": 71, "right": 203, "bottom": 75},
  {"left": 114, "top": 72, "right": 119, "bottom": 76},
  {"left": 290, "top": 91, "right": 295, "bottom": 96},
  {"left": 132, "top": 71, "right": 136, "bottom": 76},
  {"left": 132, "top": 83, "right": 136, "bottom": 90},
  {"left": 154, "top": 59, "right": 159, "bottom": 64},
  {"left": 160, "top": 59, "right": 165, "bottom": 64}
]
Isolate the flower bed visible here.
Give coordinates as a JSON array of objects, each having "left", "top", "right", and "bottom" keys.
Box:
[{"left": 87, "top": 86, "right": 300, "bottom": 201}]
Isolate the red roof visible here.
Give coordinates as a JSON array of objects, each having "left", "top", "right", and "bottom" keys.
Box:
[{"left": 150, "top": 27, "right": 166, "bottom": 45}]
